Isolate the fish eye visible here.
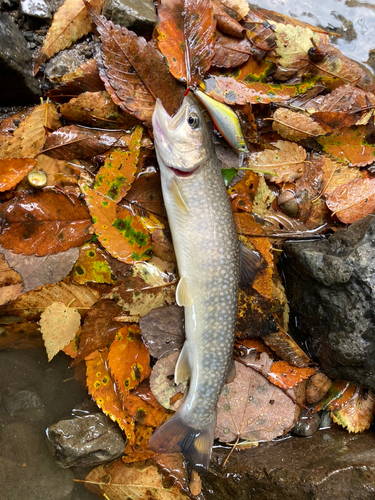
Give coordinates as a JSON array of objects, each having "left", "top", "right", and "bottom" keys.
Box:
[{"left": 187, "top": 113, "right": 200, "bottom": 129}]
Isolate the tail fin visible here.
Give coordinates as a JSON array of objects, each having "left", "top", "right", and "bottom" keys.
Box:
[{"left": 149, "top": 411, "right": 216, "bottom": 469}]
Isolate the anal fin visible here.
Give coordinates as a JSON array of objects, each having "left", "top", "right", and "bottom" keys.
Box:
[
  {"left": 239, "top": 242, "right": 265, "bottom": 289},
  {"left": 175, "top": 342, "right": 190, "bottom": 384},
  {"left": 226, "top": 358, "right": 236, "bottom": 383},
  {"left": 176, "top": 276, "right": 193, "bottom": 307},
  {"left": 169, "top": 177, "right": 190, "bottom": 212}
]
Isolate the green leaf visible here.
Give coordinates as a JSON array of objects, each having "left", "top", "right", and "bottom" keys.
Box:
[{"left": 222, "top": 167, "right": 238, "bottom": 186}]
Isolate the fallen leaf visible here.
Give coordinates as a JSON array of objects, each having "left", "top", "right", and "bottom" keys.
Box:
[
  {"left": 212, "top": 3, "right": 244, "bottom": 37},
  {"left": 262, "top": 323, "right": 311, "bottom": 368},
  {"left": 0, "top": 281, "right": 100, "bottom": 320},
  {"left": 73, "top": 298, "right": 123, "bottom": 364},
  {"left": 34, "top": 154, "right": 77, "bottom": 188},
  {"left": 124, "top": 167, "right": 165, "bottom": 217},
  {"left": 94, "top": 126, "right": 143, "bottom": 202},
  {"left": 235, "top": 338, "right": 273, "bottom": 355},
  {"left": 88, "top": 9, "right": 184, "bottom": 126},
  {"left": 107, "top": 325, "right": 151, "bottom": 400},
  {"left": 0, "top": 245, "right": 79, "bottom": 293},
  {"left": 189, "top": 470, "right": 202, "bottom": 497},
  {"left": 215, "top": 354, "right": 296, "bottom": 442},
  {"left": 157, "top": 0, "right": 216, "bottom": 85},
  {"left": 151, "top": 228, "right": 176, "bottom": 263},
  {"left": 267, "top": 361, "right": 317, "bottom": 390},
  {"left": 123, "top": 386, "right": 169, "bottom": 427},
  {"left": 0, "top": 254, "right": 23, "bottom": 305},
  {"left": 0, "top": 190, "right": 92, "bottom": 256},
  {"left": 122, "top": 424, "right": 155, "bottom": 463},
  {"left": 0, "top": 321, "right": 43, "bottom": 350},
  {"left": 212, "top": 33, "right": 251, "bottom": 68},
  {"left": 271, "top": 108, "right": 330, "bottom": 141},
  {"left": 314, "top": 380, "right": 357, "bottom": 412},
  {"left": 40, "top": 301, "right": 81, "bottom": 361},
  {"left": 150, "top": 350, "right": 187, "bottom": 411},
  {"left": 306, "top": 372, "right": 332, "bottom": 405},
  {"left": 317, "top": 126, "right": 375, "bottom": 167},
  {"left": 4, "top": 102, "right": 60, "bottom": 159},
  {"left": 84, "top": 459, "right": 189, "bottom": 500},
  {"left": 0, "top": 158, "right": 37, "bottom": 192},
  {"left": 213, "top": 0, "right": 249, "bottom": 20},
  {"left": 236, "top": 287, "right": 278, "bottom": 339},
  {"left": 80, "top": 183, "right": 152, "bottom": 263},
  {"left": 59, "top": 91, "right": 140, "bottom": 129},
  {"left": 139, "top": 305, "right": 184, "bottom": 358},
  {"left": 248, "top": 141, "right": 307, "bottom": 184},
  {"left": 331, "top": 388, "right": 375, "bottom": 433},
  {"left": 228, "top": 170, "right": 259, "bottom": 213},
  {"left": 34, "top": 0, "right": 104, "bottom": 74},
  {"left": 326, "top": 173, "right": 375, "bottom": 223},
  {"left": 86, "top": 349, "right": 135, "bottom": 441},
  {"left": 71, "top": 242, "right": 120, "bottom": 285}
]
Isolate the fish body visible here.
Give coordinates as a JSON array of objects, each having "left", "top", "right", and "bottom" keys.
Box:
[{"left": 149, "top": 96, "right": 240, "bottom": 468}]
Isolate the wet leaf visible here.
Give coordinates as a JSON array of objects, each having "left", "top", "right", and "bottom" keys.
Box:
[
  {"left": 107, "top": 325, "right": 151, "bottom": 400},
  {"left": 213, "top": 0, "right": 249, "bottom": 20},
  {"left": 34, "top": 0, "right": 104, "bottom": 74},
  {"left": 306, "top": 372, "right": 332, "bottom": 405},
  {"left": 326, "top": 173, "right": 375, "bottom": 223},
  {"left": 314, "top": 380, "right": 357, "bottom": 412},
  {"left": 272, "top": 108, "right": 330, "bottom": 142},
  {"left": 124, "top": 168, "right": 165, "bottom": 217},
  {"left": 80, "top": 182, "right": 152, "bottom": 263},
  {"left": 212, "top": 33, "right": 251, "bottom": 68},
  {"left": 40, "top": 301, "right": 81, "bottom": 361},
  {"left": 157, "top": 0, "right": 216, "bottom": 85},
  {"left": 151, "top": 228, "right": 176, "bottom": 263},
  {"left": 189, "top": 470, "right": 202, "bottom": 497},
  {"left": 94, "top": 126, "right": 143, "bottom": 202},
  {"left": 212, "top": 3, "right": 244, "bottom": 37},
  {"left": 0, "top": 321, "right": 43, "bottom": 350},
  {"left": 248, "top": 141, "right": 307, "bottom": 184},
  {"left": 0, "top": 254, "right": 23, "bottom": 305},
  {"left": 86, "top": 349, "right": 135, "bottom": 440},
  {"left": 72, "top": 242, "right": 120, "bottom": 285},
  {"left": 0, "top": 191, "right": 92, "bottom": 256},
  {"left": 123, "top": 385, "right": 169, "bottom": 427},
  {"left": 0, "top": 158, "right": 37, "bottom": 192},
  {"left": 122, "top": 423, "right": 155, "bottom": 463},
  {"left": 73, "top": 298, "right": 123, "bottom": 364},
  {"left": 317, "top": 126, "right": 375, "bottom": 167},
  {"left": 33, "top": 154, "right": 76, "bottom": 188},
  {"left": 0, "top": 245, "right": 79, "bottom": 293},
  {"left": 84, "top": 459, "right": 189, "bottom": 500},
  {"left": 228, "top": 170, "right": 259, "bottom": 213},
  {"left": 215, "top": 354, "right": 295, "bottom": 442},
  {"left": 236, "top": 286, "right": 278, "bottom": 339},
  {"left": 59, "top": 91, "right": 140, "bottom": 129},
  {"left": 267, "top": 361, "right": 317, "bottom": 390},
  {"left": 139, "top": 305, "right": 184, "bottom": 358},
  {"left": 150, "top": 350, "right": 187, "bottom": 411},
  {"left": 4, "top": 102, "right": 60, "bottom": 159},
  {"left": 88, "top": 9, "right": 184, "bottom": 127},
  {"left": 262, "top": 323, "right": 311, "bottom": 368},
  {"left": 331, "top": 388, "right": 375, "bottom": 433},
  {"left": 1, "top": 281, "right": 100, "bottom": 320}
]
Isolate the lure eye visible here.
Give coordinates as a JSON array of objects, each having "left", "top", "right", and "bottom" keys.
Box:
[
  {"left": 187, "top": 113, "right": 200, "bottom": 129},
  {"left": 240, "top": 144, "right": 247, "bottom": 150}
]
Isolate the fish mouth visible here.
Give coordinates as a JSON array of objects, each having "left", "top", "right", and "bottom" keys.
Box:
[{"left": 168, "top": 166, "right": 199, "bottom": 177}]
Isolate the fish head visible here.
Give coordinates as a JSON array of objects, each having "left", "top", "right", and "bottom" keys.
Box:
[{"left": 152, "top": 95, "right": 212, "bottom": 175}]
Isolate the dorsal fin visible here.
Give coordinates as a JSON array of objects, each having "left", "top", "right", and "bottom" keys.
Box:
[
  {"left": 168, "top": 177, "right": 190, "bottom": 212},
  {"left": 176, "top": 276, "right": 193, "bottom": 306},
  {"left": 239, "top": 243, "right": 264, "bottom": 289}
]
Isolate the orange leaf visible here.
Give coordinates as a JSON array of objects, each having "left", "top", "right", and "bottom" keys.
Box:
[
  {"left": 123, "top": 381, "right": 169, "bottom": 428},
  {"left": 157, "top": 0, "right": 216, "bottom": 85},
  {"left": 0, "top": 158, "right": 37, "bottom": 192},
  {"left": 107, "top": 325, "right": 151, "bottom": 402},
  {"left": 122, "top": 423, "right": 155, "bottom": 463},
  {"left": 267, "top": 361, "right": 317, "bottom": 390},
  {"left": 86, "top": 349, "right": 135, "bottom": 442},
  {"left": 313, "top": 380, "right": 357, "bottom": 412},
  {"left": 331, "top": 388, "right": 375, "bottom": 433}
]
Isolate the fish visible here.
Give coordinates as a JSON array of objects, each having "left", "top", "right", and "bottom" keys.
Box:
[
  {"left": 193, "top": 87, "right": 249, "bottom": 166},
  {"left": 149, "top": 95, "right": 262, "bottom": 468}
]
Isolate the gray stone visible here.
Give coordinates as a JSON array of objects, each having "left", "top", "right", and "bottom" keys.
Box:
[
  {"left": 0, "top": 13, "right": 41, "bottom": 104},
  {"left": 291, "top": 409, "right": 321, "bottom": 437},
  {"left": 20, "top": 0, "right": 51, "bottom": 18},
  {"left": 282, "top": 216, "right": 375, "bottom": 390},
  {"left": 202, "top": 426, "right": 375, "bottom": 500},
  {"left": 102, "top": 0, "right": 157, "bottom": 34},
  {"left": 4, "top": 389, "right": 44, "bottom": 416},
  {"left": 46, "top": 412, "right": 125, "bottom": 468},
  {"left": 44, "top": 42, "right": 94, "bottom": 80}
]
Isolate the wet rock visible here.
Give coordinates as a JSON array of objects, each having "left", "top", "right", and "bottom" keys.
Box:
[
  {"left": 46, "top": 412, "right": 125, "bottom": 468},
  {"left": 44, "top": 41, "right": 94, "bottom": 80},
  {"left": 203, "top": 426, "right": 375, "bottom": 500},
  {"left": 292, "top": 409, "right": 321, "bottom": 437},
  {"left": 102, "top": 0, "right": 157, "bottom": 34},
  {"left": 282, "top": 216, "right": 375, "bottom": 390},
  {"left": 20, "top": 0, "right": 51, "bottom": 19},
  {"left": 3, "top": 389, "right": 44, "bottom": 416},
  {"left": 0, "top": 12, "right": 41, "bottom": 104}
]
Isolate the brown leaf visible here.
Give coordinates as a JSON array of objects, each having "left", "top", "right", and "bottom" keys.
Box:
[
  {"left": 332, "top": 388, "right": 375, "bottom": 433},
  {"left": 84, "top": 459, "right": 189, "bottom": 500},
  {"left": 124, "top": 167, "right": 165, "bottom": 218},
  {"left": 0, "top": 245, "right": 79, "bottom": 293},
  {"left": 0, "top": 321, "right": 43, "bottom": 350},
  {"left": 0, "top": 191, "right": 92, "bottom": 256},
  {"left": 139, "top": 305, "right": 184, "bottom": 358},
  {"left": 59, "top": 91, "right": 140, "bottom": 129},
  {"left": 262, "top": 323, "right": 311, "bottom": 368},
  {"left": 213, "top": 0, "right": 249, "bottom": 21},
  {"left": 212, "top": 3, "right": 244, "bottom": 37},
  {"left": 272, "top": 108, "right": 331, "bottom": 141},
  {"left": 306, "top": 372, "right": 332, "bottom": 405},
  {"left": 151, "top": 228, "right": 176, "bottom": 263},
  {"left": 215, "top": 354, "right": 296, "bottom": 442},
  {"left": 0, "top": 281, "right": 100, "bottom": 320},
  {"left": 88, "top": 9, "right": 184, "bottom": 126},
  {"left": 0, "top": 158, "right": 37, "bottom": 192},
  {"left": 0, "top": 254, "right": 23, "bottom": 305},
  {"left": 212, "top": 32, "right": 251, "bottom": 68},
  {"left": 122, "top": 424, "right": 155, "bottom": 463},
  {"left": 73, "top": 298, "right": 123, "bottom": 364},
  {"left": 157, "top": 0, "right": 216, "bottom": 85},
  {"left": 326, "top": 173, "right": 375, "bottom": 223},
  {"left": 34, "top": 0, "right": 104, "bottom": 74},
  {"left": 150, "top": 350, "right": 187, "bottom": 411}
]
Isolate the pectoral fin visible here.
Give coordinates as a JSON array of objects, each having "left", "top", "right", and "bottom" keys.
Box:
[
  {"left": 175, "top": 342, "right": 190, "bottom": 384},
  {"left": 239, "top": 242, "right": 264, "bottom": 289},
  {"left": 176, "top": 276, "right": 193, "bottom": 307},
  {"left": 226, "top": 358, "right": 236, "bottom": 383},
  {"left": 169, "top": 177, "right": 190, "bottom": 212}
]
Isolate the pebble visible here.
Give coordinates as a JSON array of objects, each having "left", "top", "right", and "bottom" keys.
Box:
[{"left": 292, "top": 409, "right": 321, "bottom": 437}]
